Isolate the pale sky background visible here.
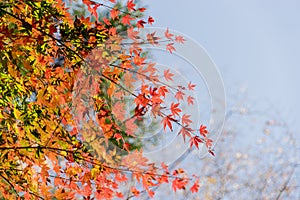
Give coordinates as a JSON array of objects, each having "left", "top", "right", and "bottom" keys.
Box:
[
  {"left": 145, "top": 2, "right": 300, "bottom": 142},
  {"left": 144, "top": 0, "right": 299, "bottom": 197},
  {"left": 147, "top": 0, "right": 300, "bottom": 131}
]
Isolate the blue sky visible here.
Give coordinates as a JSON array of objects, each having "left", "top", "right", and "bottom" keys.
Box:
[{"left": 146, "top": 0, "right": 300, "bottom": 136}]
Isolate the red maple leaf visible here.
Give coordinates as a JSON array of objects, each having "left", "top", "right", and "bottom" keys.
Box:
[
  {"left": 158, "top": 86, "right": 168, "bottom": 98},
  {"left": 175, "top": 35, "right": 185, "bottom": 44},
  {"left": 166, "top": 43, "right": 175, "bottom": 53},
  {"left": 121, "top": 15, "right": 134, "bottom": 25},
  {"left": 127, "top": 0, "right": 136, "bottom": 11},
  {"left": 187, "top": 96, "right": 194, "bottom": 105},
  {"left": 127, "top": 27, "right": 139, "bottom": 40},
  {"left": 146, "top": 32, "right": 160, "bottom": 45},
  {"left": 138, "top": 7, "right": 146, "bottom": 12},
  {"left": 199, "top": 124, "right": 208, "bottom": 137},
  {"left": 148, "top": 16, "right": 154, "bottom": 25},
  {"left": 178, "top": 127, "right": 192, "bottom": 142},
  {"left": 103, "top": 17, "right": 111, "bottom": 25},
  {"left": 116, "top": 192, "right": 123, "bottom": 198},
  {"left": 115, "top": 173, "right": 128, "bottom": 182},
  {"left": 172, "top": 168, "right": 185, "bottom": 176},
  {"left": 137, "top": 20, "right": 146, "bottom": 28},
  {"left": 49, "top": 24, "right": 57, "bottom": 35},
  {"left": 188, "top": 81, "right": 196, "bottom": 90},
  {"left": 189, "top": 136, "right": 203, "bottom": 149},
  {"left": 208, "top": 149, "right": 215, "bottom": 157},
  {"left": 161, "top": 162, "right": 169, "bottom": 174},
  {"left": 159, "top": 175, "right": 169, "bottom": 183},
  {"left": 125, "top": 118, "right": 138, "bottom": 137},
  {"left": 190, "top": 179, "right": 200, "bottom": 193},
  {"left": 172, "top": 178, "right": 188, "bottom": 192},
  {"left": 131, "top": 187, "right": 140, "bottom": 197},
  {"left": 162, "top": 115, "right": 174, "bottom": 131},
  {"left": 141, "top": 84, "right": 150, "bottom": 95},
  {"left": 90, "top": 4, "right": 101, "bottom": 19},
  {"left": 83, "top": 0, "right": 98, "bottom": 7},
  {"left": 79, "top": 184, "right": 92, "bottom": 196},
  {"left": 164, "top": 69, "right": 174, "bottom": 81},
  {"left": 181, "top": 114, "right": 192, "bottom": 126},
  {"left": 109, "top": 27, "right": 116, "bottom": 35},
  {"left": 170, "top": 102, "right": 181, "bottom": 116},
  {"left": 114, "top": 133, "right": 123, "bottom": 143},
  {"left": 205, "top": 138, "right": 213, "bottom": 148},
  {"left": 165, "top": 28, "right": 174, "bottom": 39},
  {"left": 123, "top": 142, "right": 130, "bottom": 151},
  {"left": 175, "top": 90, "right": 185, "bottom": 101},
  {"left": 110, "top": 9, "right": 119, "bottom": 19},
  {"left": 145, "top": 62, "right": 157, "bottom": 74},
  {"left": 134, "top": 94, "right": 149, "bottom": 107}
]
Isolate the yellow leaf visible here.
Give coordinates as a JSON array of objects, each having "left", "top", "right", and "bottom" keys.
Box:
[
  {"left": 14, "top": 108, "right": 22, "bottom": 120},
  {"left": 207, "top": 177, "right": 217, "bottom": 184},
  {"left": 60, "top": 151, "right": 67, "bottom": 157},
  {"left": 91, "top": 167, "right": 100, "bottom": 179},
  {"left": 8, "top": 65, "right": 17, "bottom": 78}
]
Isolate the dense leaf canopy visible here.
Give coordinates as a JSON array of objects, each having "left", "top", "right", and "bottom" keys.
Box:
[{"left": 0, "top": 0, "right": 213, "bottom": 199}]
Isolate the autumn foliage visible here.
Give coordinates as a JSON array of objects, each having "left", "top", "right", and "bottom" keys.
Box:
[{"left": 0, "top": 0, "right": 213, "bottom": 199}]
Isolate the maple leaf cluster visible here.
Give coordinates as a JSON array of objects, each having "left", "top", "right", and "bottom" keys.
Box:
[{"left": 0, "top": 0, "right": 213, "bottom": 199}]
